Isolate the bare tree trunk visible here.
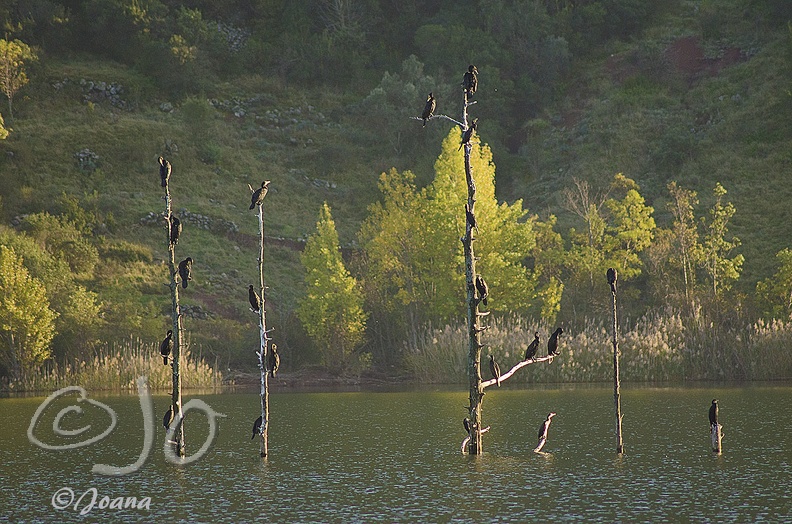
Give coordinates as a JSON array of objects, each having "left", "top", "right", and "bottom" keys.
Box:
[
  {"left": 256, "top": 197, "right": 271, "bottom": 458},
  {"left": 165, "top": 178, "right": 185, "bottom": 457},
  {"left": 610, "top": 276, "right": 624, "bottom": 455}
]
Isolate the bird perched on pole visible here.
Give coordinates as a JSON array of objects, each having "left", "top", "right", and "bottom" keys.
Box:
[
  {"left": 421, "top": 92, "right": 436, "bottom": 127},
  {"left": 607, "top": 267, "right": 618, "bottom": 295},
  {"left": 177, "top": 257, "right": 193, "bottom": 288},
  {"left": 475, "top": 275, "right": 489, "bottom": 306},
  {"left": 463, "top": 65, "right": 478, "bottom": 99},
  {"left": 459, "top": 119, "right": 478, "bottom": 150},
  {"left": 163, "top": 407, "right": 173, "bottom": 429},
  {"left": 159, "top": 157, "right": 171, "bottom": 188},
  {"left": 489, "top": 354, "right": 501, "bottom": 387},
  {"left": 709, "top": 399, "right": 719, "bottom": 428},
  {"left": 159, "top": 330, "right": 173, "bottom": 365},
  {"left": 267, "top": 344, "right": 280, "bottom": 378},
  {"left": 535, "top": 412, "right": 556, "bottom": 452},
  {"left": 169, "top": 215, "right": 182, "bottom": 245},
  {"left": 524, "top": 332, "right": 540, "bottom": 361},
  {"left": 465, "top": 202, "right": 478, "bottom": 233},
  {"left": 249, "top": 180, "right": 270, "bottom": 210},
  {"left": 248, "top": 285, "right": 262, "bottom": 313},
  {"left": 251, "top": 415, "right": 263, "bottom": 440},
  {"left": 463, "top": 417, "right": 471, "bottom": 434},
  {"left": 547, "top": 327, "right": 563, "bottom": 356}
]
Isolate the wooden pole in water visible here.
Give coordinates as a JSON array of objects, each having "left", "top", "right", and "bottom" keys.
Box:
[
  {"left": 163, "top": 160, "right": 185, "bottom": 457},
  {"left": 711, "top": 423, "right": 723, "bottom": 453},
  {"left": 250, "top": 184, "right": 271, "bottom": 458},
  {"left": 608, "top": 268, "right": 624, "bottom": 454}
]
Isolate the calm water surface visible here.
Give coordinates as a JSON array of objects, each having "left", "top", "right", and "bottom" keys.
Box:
[{"left": 2, "top": 383, "right": 791, "bottom": 522}]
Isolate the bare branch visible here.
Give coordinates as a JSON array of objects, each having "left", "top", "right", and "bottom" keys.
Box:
[
  {"left": 409, "top": 114, "right": 465, "bottom": 127},
  {"left": 481, "top": 355, "right": 555, "bottom": 390}
]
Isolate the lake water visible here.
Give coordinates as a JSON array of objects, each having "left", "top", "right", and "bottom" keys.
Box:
[{"left": 2, "top": 383, "right": 791, "bottom": 522}]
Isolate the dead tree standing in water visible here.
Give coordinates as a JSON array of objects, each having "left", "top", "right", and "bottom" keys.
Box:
[{"left": 608, "top": 267, "right": 624, "bottom": 454}]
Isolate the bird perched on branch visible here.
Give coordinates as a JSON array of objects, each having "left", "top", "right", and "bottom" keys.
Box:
[
  {"left": 159, "top": 330, "right": 173, "bottom": 365},
  {"left": 249, "top": 180, "right": 270, "bottom": 209},
  {"left": 475, "top": 275, "right": 489, "bottom": 306},
  {"left": 547, "top": 327, "right": 563, "bottom": 356},
  {"left": 524, "top": 332, "right": 540, "bottom": 361},
  {"left": 465, "top": 202, "right": 478, "bottom": 233},
  {"left": 463, "top": 65, "right": 478, "bottom": 99},
  {"left": 709, "top": 399, "right": 719, "bottom": 428},
  {"left": 458, "top": 119, "right": 478, "bottom": 150},
  {"left": 159, "top": 157, "right": 171, "bottom": 188},
  {"left": 251, "top": 415, "right": 263, "bottom": 440},
  {"left": 267, "top": 344, "right": 280, "bottom": 378},
  {"left": 489, "top": 354, "right": 501, "bottom": 387},
  {"left": 248, "top": 285, "right": 262, "bottom": 313},
  {"left": 421, "top": 92, "right": 436, "bottom": 127},
  {"left": 607, "top": 267, "right": 618, "bottom": 295},
  {"left": 537, "top": 412, "right": 556, "bottom": 445},
  {"left": 163, "top": 407, "right": 173, "bottom": 429},
  {"left": 169, "top": 215, "right": 182, "bottom": 245},
  {"left": 177, "top": 257, "right": 193, "bottom": 288}
]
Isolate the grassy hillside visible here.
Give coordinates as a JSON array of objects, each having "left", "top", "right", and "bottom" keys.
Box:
[{"left": 1, "top": 0, "right": 792, "bottom": 374}]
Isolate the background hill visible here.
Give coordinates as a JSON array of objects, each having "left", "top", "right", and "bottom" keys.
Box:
[{"left": 1, "top": 0, "right": 792, "bottom": 379}]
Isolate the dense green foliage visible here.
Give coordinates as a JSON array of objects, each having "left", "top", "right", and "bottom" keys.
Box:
[{"left": 1, "top": 0, "right": 792, "bottom": 384}]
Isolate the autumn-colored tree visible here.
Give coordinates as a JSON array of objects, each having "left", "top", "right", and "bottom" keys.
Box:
[
  {"left": 0, "top": 39, "right": 37, "bottom": 120},
  {"left": 298, "top": 202, "right": 367, "bottom": 372},
  {"left": 0, "top": 245, "right": 58, "bottom": 381}
]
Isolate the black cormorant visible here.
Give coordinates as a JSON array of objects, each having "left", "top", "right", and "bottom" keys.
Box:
[
  {"left": 489, "top": 354, "right": 501, "bottom": 387},
  {"left": 709, "top": 399, "right": 719, "bottom": 428},
  {"left": 177, "top": 257, "right": 193, "bottom": 288},
  {"left": 159, "top": 157, "right": 171, "bottom": 188},
  {"left": 537, "top": 412, "right": 556, "bottom": 443},
  {"left": 463, "top": 65, "right": 478, "bottom": 98},
  {"left": 163, "top": 407, "right": 173, "bottom": 429},
  {"left": 159, "top": 330, "right": 173, "bottom": 365},
  {"left": 251, "top": 415, "right": 263, "bottom": 439},
  {"left": 421, "top": 92, "right": 436, "bottom": 127},
  {"left": 547, "top": 327, "right": 563, "bottom": 356},
  {"left": 465, "top": 202, "right": 478, "bottom": 232},
  {"left": 463, "top": 417, "right": 471, "bottom": 434},
  {"left": 524, "top": 332, "right": 540, "bottom": 361},
  {"left": 458, "top": 119, "right": 478, "bottom": 150},
  {"left": 169, "top": 215, "right": 182, "bottom": 245},
  {"left": 249, "top": 180, "right": 271, "bottom": 209},
  {"left": 249, "top": 285, "right": 262, "bottom": 312},
  {"left": 267, "top": 344, "right": 280, "bottom": 378},
  {"left": 607, "top": 267, "right": 617, "bottom": 294},
  {"left": 475, "top": 275, "right": 489, "bottom": 306}
]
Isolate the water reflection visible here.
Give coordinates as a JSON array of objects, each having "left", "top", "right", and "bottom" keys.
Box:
[{"left": 2, "top": 384, "right": 791, "bottom": 522}]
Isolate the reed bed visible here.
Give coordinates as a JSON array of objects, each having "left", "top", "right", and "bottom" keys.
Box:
[
  {"left": 6, "top": 337, "right": 224, "bottom": 392},
  {"left": 404, "top": 310, "right": 792, "bottom": 384}
]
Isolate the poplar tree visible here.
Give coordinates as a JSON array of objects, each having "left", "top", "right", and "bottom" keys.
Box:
[
  {"left": 298, "top": 202, "right": 367, "bottom": 371},
  {"left": 0, "top": 39, "right": 37, "bottom": 120}
]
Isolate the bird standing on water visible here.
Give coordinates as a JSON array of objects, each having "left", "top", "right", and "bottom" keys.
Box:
[
  {"left": 159, "top": 330, "right": 173, "bottom": 365},
  {"left": 248, "top": 285, "right": 262, "bottom": 313},
  {"left": 475, "top": 275, "right": 489, "bottom": 306},
  {"left": 489, "top": 354, "right": 501, "bottom": 387},
  {"left": 547, "top": 327, "right": 563, "bottom": 356},
  {"left": 159, "top": 157, "right": 171, "bottom": 188},
  {"left": 251, "top": 415, "right": 263, "bottom": 439},
  {"left": 524, "top": 332, "right": 540, "bottom": 361},
  {"left": 421, "top": 92, "right": 436, "bottom": 127},
  {"left": 463, "top": 65, "right": 478, "bottom": 99},
  {"left": 709, "top": 399, "right": 719, "bottom": 428},
  {"left": 607, "top": 267, "right": 618, "bottom": 294},
  {"left": 249, "top": 181, "right": 270, "bottom": 209},
  {"left": 169, "top": 215, "right": 181, "bottom": 245},
  {"left": 267, "top": 344, "right": 280, "bottom": 378},
  {"left": 177, "top": 257, "right": 193, "bottom": 288}
]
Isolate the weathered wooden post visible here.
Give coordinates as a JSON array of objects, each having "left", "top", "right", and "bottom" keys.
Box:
[
  {"left": 249, "top": 182, "right": 272, "bottom": 458},
  {"left": 608, "top": 267, "right": 624, "bottom": 454},
  {"left": 709, "top": 399, "right": 722, "bottom": 453},
  {"left": 161, "top": 157, "right": 185, "bottom": 457}
]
